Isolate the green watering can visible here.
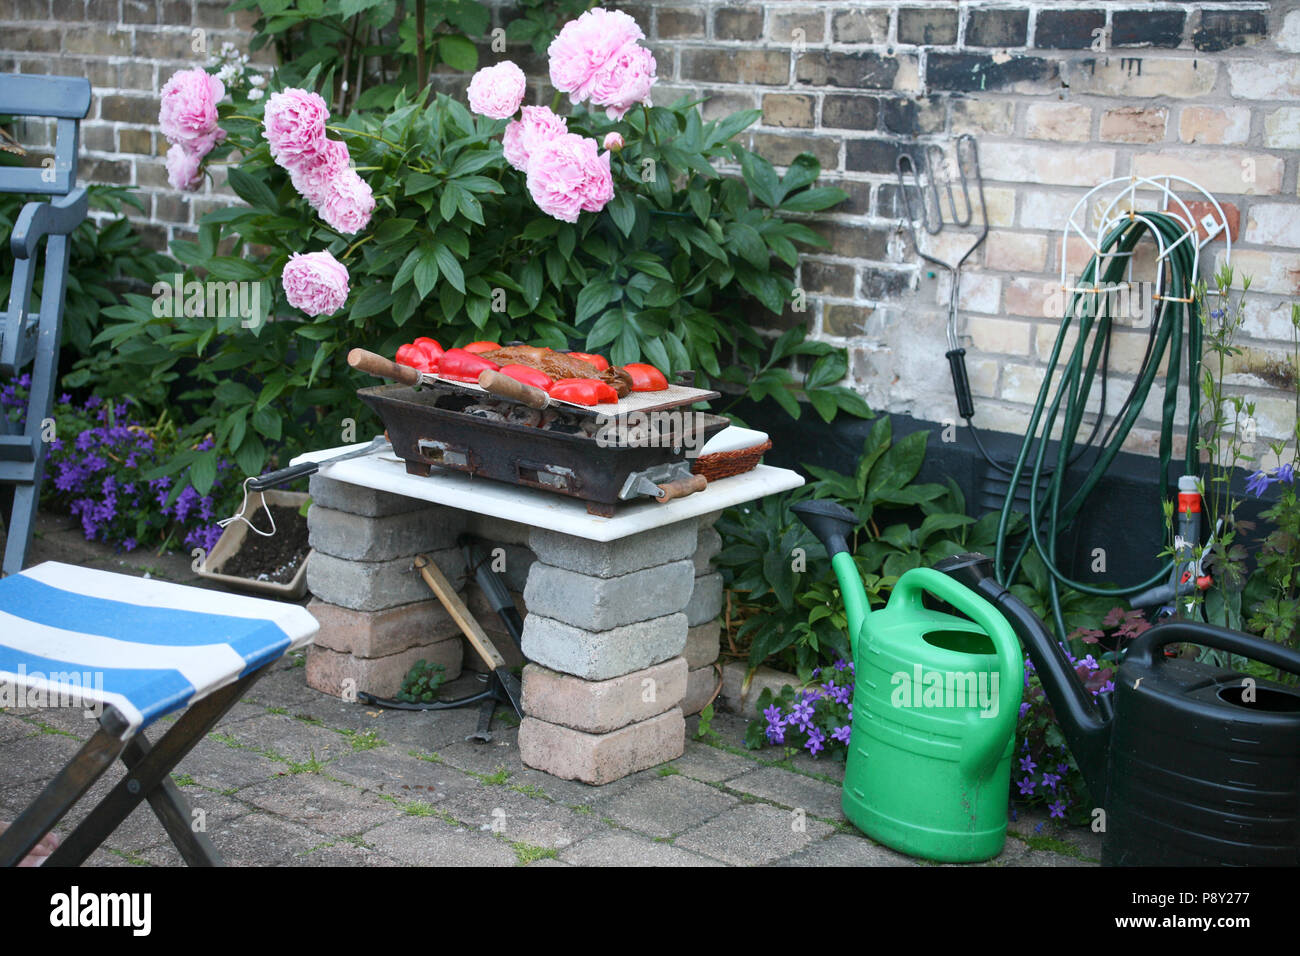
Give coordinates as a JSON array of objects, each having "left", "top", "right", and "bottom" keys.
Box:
[{"left": 793, "top": 499, "right": 1023, "bottom": 862}]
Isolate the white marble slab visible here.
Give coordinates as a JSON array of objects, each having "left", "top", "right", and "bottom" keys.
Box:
[{"left": 291, "top": 439, "right": 803, "bottom": 542}]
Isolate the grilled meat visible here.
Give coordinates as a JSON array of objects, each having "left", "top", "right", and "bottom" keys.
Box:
[{"left": 482, "top": 346, "right": 634, "bottom": 398}]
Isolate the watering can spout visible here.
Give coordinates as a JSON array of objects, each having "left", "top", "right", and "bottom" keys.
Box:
[
  {"left": 935, "top": 554, "right": 1112, "bottom": 800},
  {"left": 792, "top": 500, "right": 869, "bottom": 643}
]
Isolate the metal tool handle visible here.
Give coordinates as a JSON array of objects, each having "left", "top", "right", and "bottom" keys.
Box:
[
  {"left": 248, "top": 461, "right": 318, "bottom": 492},
  {"left": 655, "top": 474, "right": 707, "bottom": 503},
  {"left": 1126, "top": 620, "right": 1300, "bottom": 679},
  {"left": 478, "top": 369, "right": 550, "bottom": 410},
  {"left": 348, "top": 347, "right": 421, "bottom": 386}
]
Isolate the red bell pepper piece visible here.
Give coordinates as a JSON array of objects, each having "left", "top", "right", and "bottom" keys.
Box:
[
  {"left": 462, "top": 341, "right": 500, "bottom": 354},
  {"left": 567, "top": 352, "right": 610, "bottom": 372},
  {"left": 623, "top": 362, "right": 669, "bottom": 392},
  {"left": 498, "top": 364, "right": 553, "bottom": 391},
  {"left": 549, "top": 378, "right": 618, "bottom": 405},
  {"left": 395, "top": 343, "right": 423, "bottom": 369},
  {"left": 437, "top": 348, "right": 500, "bottom": 382}
]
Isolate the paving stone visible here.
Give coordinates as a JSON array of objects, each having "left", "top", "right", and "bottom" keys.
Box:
[
  {"left": 149, "top": 811, "right": 328, "bottom": 866},
  {"left": 772, "top": 832, "right": 920, "bottom": 867},
  {"left": 521, "top": 658, "right": 687, "bottom": 734},
  {"left": 685, "top": 572, "right": 724, "bottom": 626},
  {"left": 306, "top": 548, "right": 465, "bottom": 612},
  {"left": 522, "top": 611, "right": 687, "bottom": 681},
  {"left": 308, "top": 598, "right": 462, "bottom": 658},
  {"left": 674, "top": 803, "right": 834, "bottom": 866},
  {"left": 0, "top": 715, "right": 34, "bottom": 744},
  {"left": 1017, "top": 850, "right": 1098, "bottom": 867},
  {"left": 324, "top": 744, "right": 480, "bottom": 800},
  {"left": 719, "top": 661, "right": 800, "bottom": 719},
  {"left": 524, "top": 559, "right": 695, "bottom": 631},
  {"left": 666, "top": 740, "right": 758, "bottom": 784},
  {"left": 559, "top": 830, "right": 724, "bottom": 867},
  {"left": 435, "top": 784, "right": 602, "bottom": 850},
  {"left": 174, "top": 734, "right": 288, "bottom": 790},
  {"left": 692, "top": 525, "right": 722, "bottom": 574},
  {"left": 683, "top": 664, "right": 720, "bottom": 716},
  {"left": 308, "top": 474, "right": 430, "bottom": 517},
  {"left": 217, "top": 712, "right": 354, "bottom": 766},
  {"left": 288, "top": 842, "right": 403, "bottom": 866},
  {"left": 237, "top": 773, "right": 406, "bottom": 836},
  {"left": 519, "top": 709, "right": 685, "bottom": 785},
  {"left": 0, "top": 731, "right": 82, "bottom": 782},
  {"left": 308, "top": 503, "right": 464, "bottom": 561},
  {"left": 600, "top": 774, "right": 737, "bottom": 838},
  {"left": 528, "top": 520, "right": 698, "bottom": 577},
  {"left": 306, "top": 638, "right": 463, "bottom": 700},
  {"left": 684, "top": 619, "right": 721, "bottom": 668},
  {"left": 726, "top": 765, "right": 846, "bottom": 820},
  {"left": 361, "top": 817, "right": 519, "bottom": 866}
]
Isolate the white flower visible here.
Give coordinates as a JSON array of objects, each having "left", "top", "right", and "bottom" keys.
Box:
[
  {"left": 247, "top": 88, "right": 264, "bottom": 101},
  {"left": 248, "top": 74, "right": 266, "bottom": 88}
]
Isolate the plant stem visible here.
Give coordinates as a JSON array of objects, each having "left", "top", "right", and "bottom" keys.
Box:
[
  {"left": 416, "top": 0, "right": 427, "bottom": 96},
  {"left": 343, "top": 234, "right": 373, "bottom": 259}
]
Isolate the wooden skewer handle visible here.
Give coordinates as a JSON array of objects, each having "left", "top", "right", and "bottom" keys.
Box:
[
  {"left": 478, "top": 370, "right": 550, "bottom": 410},
  {"left": 656, "top": 474, "right": 708, "bottom": 503},
  {"left": 413, "top": 554, "right": 507, "bottom": 671},
  {"left": 348, "top": 348, "right": 421, "bottom": 386}
]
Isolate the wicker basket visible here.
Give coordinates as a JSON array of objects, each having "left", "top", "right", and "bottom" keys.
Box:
[{"left": 691, "top": 439, "right": 772, "bottom": 482}]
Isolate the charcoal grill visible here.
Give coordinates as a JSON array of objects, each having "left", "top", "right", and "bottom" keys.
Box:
[{"left": 359, "top": 382, "right": 730, "bottom": 516}]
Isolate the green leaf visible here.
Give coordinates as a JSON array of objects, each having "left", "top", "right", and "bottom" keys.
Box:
[
  {"left": 375, "top": 218, "right": 416, "bottom": 244},
  {"left": 349, "top": 284, "right": 393, "bottom": 320},
  {"left": 225, "top": 167, "right": 278, "bottom": 211},
  {"left": 781, "top": 187, "right": 848, "bottom": 213},
  {"left": 740, "top": 150, "right": 781, "bottom": 208},
  {"left": 606, "top": 191, "right": 636, "bottom": 237},
  {"left": 438, "top": 34, "right": 479, "bottom": 72},
  {"left": 433, "top": 244, "right": 465, "bottom": 293},
  {"left": 189, "top": 451, "right": 218, "bottom": 495},
  {"left": 414, "top": 244, "right": 441, "bottom": 298}
]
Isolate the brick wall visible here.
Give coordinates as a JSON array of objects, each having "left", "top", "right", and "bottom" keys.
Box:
[
  {"left": 0, "top": 0, "right": 267, "bottom": 249},
  {"left": 2, "top": 0, "right": 1298, "bottom": 460}
]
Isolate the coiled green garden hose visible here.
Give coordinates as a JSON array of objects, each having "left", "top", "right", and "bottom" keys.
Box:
[{"left": 992, "top": 211, "right": 1203, "bottom": 639}]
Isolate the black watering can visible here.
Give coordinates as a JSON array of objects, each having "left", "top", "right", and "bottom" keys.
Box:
[{"left": 937, "top": 553, "right": 1300, "bottom": 867}]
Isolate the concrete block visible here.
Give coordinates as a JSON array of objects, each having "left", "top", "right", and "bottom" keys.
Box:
[
  {"left": 518, "top": 709, "right": 685, "bottom": 785},
  {"left": 684, "top": 619, "right": 721, "bottom": 668},
  {"left": 305, "top": 639, "right": 463, "bottom": 699},
  {"left": 692, "top": 525, "right": 722, "bottom": 574},
  {"left": 521, "top": 612, "right": 688, "bottom": 681},
  {"left": 308, "top": 474, "right": 429, "bottom": 517},
  {"left": 719, "top": 661, "right": 800, "bottom": 720},
  {"left": 307, "top": 598, "right": 459, "bottom": 658},
  {"left": 683, "top": 664, "right": 721, "bottom": 716},
  {"left": 307, "top": 504, "right": 465, "bottom": 561},
  {"left": 685, "top": 572, "right": 724, "bottom": 626},
  {"left": 463, "top": 513, "right": 532, "bottom": 547},
  {"left": 698, "top": 510, "right": 724, "bottom": 530},
  {"left": 524, "top": 560, "right": 695, "bottom": 631},
  {"left": 306, "top": 548, "right": 465, "bottom": 612},
  {"left": 527, "top": 520, "right": 698, "bottom": 577},
  {"left": 521, "top": 658, "right": 687, "bottom": 734}
]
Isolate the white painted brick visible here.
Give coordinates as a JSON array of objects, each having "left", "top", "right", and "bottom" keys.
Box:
[{"left": 1244, "top": 204, "right": 1300, "bottom": 248}]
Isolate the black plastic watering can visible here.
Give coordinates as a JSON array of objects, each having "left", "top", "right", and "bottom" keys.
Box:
[{"left": 937, "top": 553, "right": 1300, "bottom": 867}]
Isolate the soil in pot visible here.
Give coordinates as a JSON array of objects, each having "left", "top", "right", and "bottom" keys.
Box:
[{"left": 220, "top": 505, "right": 310, "bottom": 585}]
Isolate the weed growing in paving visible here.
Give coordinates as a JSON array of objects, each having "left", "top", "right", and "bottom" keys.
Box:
[{"left": 511, "top": 842, "right": 558, "bottom": 866}]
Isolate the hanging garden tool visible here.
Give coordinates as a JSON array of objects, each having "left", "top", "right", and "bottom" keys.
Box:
[
  {"left": 938, "top": 552, "right": 1300, "bottom": 866},
  {"left": 793, "top": 499, "right": 1022, "bottom": 863}
]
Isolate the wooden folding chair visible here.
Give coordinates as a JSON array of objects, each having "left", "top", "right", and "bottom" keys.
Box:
[
  {"left": 0, "top": 562, "right": 317, "bottom": 866},
  {"left": 0, "top": 75, "right": 92, "bottom": 577}
]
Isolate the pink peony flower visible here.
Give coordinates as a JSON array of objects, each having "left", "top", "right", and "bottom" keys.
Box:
[
  {"left": 547, "top": 8, "right": 645, "bottom": 104},
  {"left": 263, "top": 88, "right": 330, "bottom": 168},
  {"left": 466, "top": 61, "right": 527, "bottom": 120},
  {"left": 317, "top": 169, "right": 375, "bottom": 234},
  {"left": 159, "top": 68, "right": 226, "bottom": 153},
  {"left": 525, "top": 133, "right": 614, "bottom": 223},
  {"left": 602, "top": 131, "right": 624, "bottom": 151},
  {"left": 502, "top": 105, "right": 568, "bottom": 172},
  {"left": 165, "top": 144, "right": 204, "bottom": 191},
  {"left": 281, "top": 251, "right": 350, "bottom": 317},
  {"left": 289, "top": 138, "right": 351, "bottom": 205},
  {"left": 586, "top": 42, "right": 655, "bottom": 120}
]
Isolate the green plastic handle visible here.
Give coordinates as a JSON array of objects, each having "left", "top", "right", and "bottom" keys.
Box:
[{"left": 888, "top": 567, "right": 1024, "bottom": 780}]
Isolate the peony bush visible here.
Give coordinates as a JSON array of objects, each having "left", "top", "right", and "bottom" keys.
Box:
[{"left": 95, "top": 7, "right": 867, "bottom": 495}]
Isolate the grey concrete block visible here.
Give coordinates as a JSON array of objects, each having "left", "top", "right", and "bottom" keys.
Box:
[
  {"left": 684, "top": 619, "right": 721, "bottom": 668},
  {"left": 527, "top": 520, "right": 698, "bottom": 578},
  {"left": 308, "top": 473, "right": 430, "bottom": 518},
  {"left": 524, "top": 559, "right": 696, "bottom": 631},
  {"left": 521, "top": 612, "right": 688, "bottom": 681},
  {"left": 698, "top": 510, "right": 724, "bottom": 530},
  {"left": 308, "top": 504, "right": 465, "bottom": 561},
  {"left": 693, "top": 525, "right": 722, "bottom": 574},
  {"left": 685, "top": 571, "right": 724, "bottom": 626},
  {"left": 464, "top": 513, "right": 532, "bottom": 547},
  {"left": 306, "top": 548, "right": 465, "bottom": 612},
  {"left": 719, "top": 661, "right": 799, "bottom": 720}
]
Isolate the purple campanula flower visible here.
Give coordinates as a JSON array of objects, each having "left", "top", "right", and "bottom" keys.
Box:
[
  {"left": 1019, "top": 701, "right": 1031, "bottom": 718},
  {"left": 1017, "top": 776, "right": 1036, "bottom": 796},
  {"left": 806, "top": 726, "right": 825, "bottom": 756},
  {"left": 1246, "top": 470, "right": 1273, "bottom": 497},
  {"left": 1274, "top": 463, "right": 1295, "bottom": 485},
  {"left": 831, "top": 725, "right": 851, "bottom": 744},
  {"left": 1049, "top": 801, "right": 1066, "bottom": 819},
  {"left": 1019, "top": 755, "right": 1037, "bottom": 774},
  {"left": 1041, "top": 772, "right": 1061, "bottom": 790}
]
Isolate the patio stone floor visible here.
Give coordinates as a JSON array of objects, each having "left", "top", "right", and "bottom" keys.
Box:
[{"left": 1, "top": 511, "right": 1100, "bottom": 867}]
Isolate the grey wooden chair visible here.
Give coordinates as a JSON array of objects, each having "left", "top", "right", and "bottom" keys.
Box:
[{"left": 0, "top": 75, "right": 91, "bottom": 576}]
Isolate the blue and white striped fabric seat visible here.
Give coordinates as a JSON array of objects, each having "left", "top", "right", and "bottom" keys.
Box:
[{"left": 0, "top": 562, "right": 317, "bottom": 734}]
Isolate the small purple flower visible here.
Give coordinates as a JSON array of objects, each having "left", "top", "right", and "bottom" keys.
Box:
[
  {"left": 1017, "top": 776, "right": 1036, "bottom": 796},
  {"left": 1019, "top": 755, "right": 1037, "bottom": 774},
  {"left": 1018, "top": 701, "right": 1031, "bottom": 718},
  {"left": 831, "top": 725, "right": 851, "bottom": 744},
  {"left": 1274, "top": 463, "right": 1295, "bottom": 485},
  {"left": 1246, "top": 470, "right": 1274, "bottom": 497},
  {"left": 1049, "top": 801, "right": 1066, "bottom": 819},
  {"left": 1041, "top": 772, "right": 1061, "bottom": 790},
  {"left": 805, "top": 726, "right": 825, "bottom": 756}
]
